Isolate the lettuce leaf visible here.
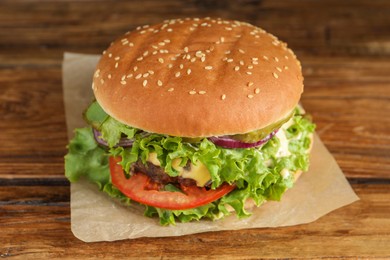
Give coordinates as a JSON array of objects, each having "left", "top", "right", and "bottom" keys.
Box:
[{"left": 65, "top": 102, "right": 316, "bottom": 225}]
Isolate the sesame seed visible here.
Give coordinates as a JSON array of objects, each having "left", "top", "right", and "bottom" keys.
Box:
[
  {"left": 157, "top": 80, "right": 163, "bottom": 86},
  {"left": 190, "top": 57, "right": 196, "bottom": 62},
  {"left": 246, "top": 71, "right": 252, "bottom": 75},
  {"left": 205, "top": 66, "right": 213, "bottom": 70},
  {"left": 187, "top": 69, "right": 192, "bottom": 75},
  {"left": 115, "top": 62, "right": 119, "bottom": 68},
  {"left": 137, "top": 57, "right": 143, "bottom": 61},
  {"left": 221, "top": 94, "right": 226, "bottom": 100},
  {"left": 284, "top": 55, "right": 289, "bottom": 60},
  {"left": 234, "top": 66, "right": 240, "bottom": 71},
  {"left": 94, "top": 69, "right": 100, "bottom": 78},
  {"left": 115, "top": 56, "right": 120, "bottom": 61},
  {"left": 273, "top": 72, "right": 279, "bottom": 79},
  {"left": 227, "top": 59, "right": 233, "bottom": 63},
  {"left": 248, "top": 65, "right": 254, "bottom": 69},
  {"left": 102, "top": 50, "right": 107, "bottom": 55},
  {"left": 252, "top": 57, "right": 259, "bottom": 61},
  {"left": 247, "top": 94, "right": 254, "bottom": 99},
  {"left": 167, "top": 28, "right": 173, "bottom": 32},
  {"left": 158, "top": 58, "right": 164, "bottom": 63},
  {"left": 108, "top": 53, "right": 112, "bottom": 58},
  {"left": 225, "top": 27, "right": 232, "bottom": 30},
  {"left": 148, "top": 70, "right": 154, "bottom": 75},
  {"left": 100, "top": 79, "right": 104, "bottom": 84},
  {"left": 284, "top": 66, "right": 289, "bottom": 70},
  {"left": 129, "top": 42, "right": 134, "bottom": 47},
  {"left": 220, "top": 37, "right": 225, "bottom": 42},
  {"left": 252, "top": 61, "right": 259, "bottom": 65},
  {"left": 140, "top": 30, "right": 146, "bottom": 34},
  {"left": 274, "top": 57, "right": 279, "bottom": 62},
  {"left": 120, "top": 81, "right": 126, "bottom": 85},
  {"left": 126, "top": 74, "right": 133, "bottom": 78},
  {"left": 158, "top": 42, "right": 165, "bottom": 46},
  {"left": 198, "top": 90, "right": 206, "bottom": 95},
  {"left": 184, "top": 47, "right": 189, "bottom": 53},
  {"left": 175, "top": 71, "right": 181, "bottom": 77},
  {"left": 108, "top": 74, "right": 112, "bottom": 79},
  {"left": 255, "top": 88, "right": 260, "bottom": 94},
  {"left": 121, "top": 75, "right": 126, "bottom": 81},
  {"left": 195, "top": 51, "right": 203, "bottom": 58},
  {"left": 276, "top": 67, "right": 282, "bottom": 72},
  {"left": 239, "top": 49, "right": 245, "bottom": 54},
  {"left": 135, "top": 74, "right": 142, "bottom": 79},
  {"left": 239, "top": 60, "right": 244, "bottom": 66},
  {"left": 225, "top": 50, "right": 231, "bottom": 55},
  {"left": 143, "top": 51, "right": 149, "bottom": 56},
  {"left": 168, "top": 88, "right": 174, "bottom": 92},
  {"left": 133, "top": 66, "right": 138, "bottom": 72},
  {"left": 179, "top": 64, "right": 184, "bottom": 69},
  {"left": 247, "top": 82, "right": 254, "bottom": 87},
  {"left": 143, "top": 73, "right": 149, "bottom": 78},
  {"left": 263, "top": 55, "right": 269, "bottom": 61},
  {"left": 164, "top": 39, "right": 170, "bottom": 43},
  {"left": 152, "top": 51, "right": 158, "bottom": 55},
  {"left": 152, "top": 45, "right": 158, "bottom": 49},
  {"left": 201, "top": 57, "right": 206, "bottom": 62},
  {"left": 143, "top": 80, "right": 148, "bottom": 87},
  {"left": 189, "top": 90, "right": 197, "bottom": 95},
  {"left": 168, "top": 64, "right": 173, "bottom": 69}
]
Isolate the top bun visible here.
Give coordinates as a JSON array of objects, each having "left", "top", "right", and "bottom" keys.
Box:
[{"left": 93, "top": 18, "right": 303, "bottom": 137}]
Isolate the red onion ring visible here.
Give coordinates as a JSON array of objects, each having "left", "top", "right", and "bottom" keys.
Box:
[
  {"left": 208, "top": 129, "right": 278, "bottom": 149},
  {"left": 93, "top": 128, "right": 134, "bottom": 148}
]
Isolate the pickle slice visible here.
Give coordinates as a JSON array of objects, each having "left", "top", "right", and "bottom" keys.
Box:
[{"left": 230, "top": 111, "right": 294, "bottom": 143}]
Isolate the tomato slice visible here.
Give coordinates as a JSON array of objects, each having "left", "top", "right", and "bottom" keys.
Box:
[{"left": 109, "top": 157, "right": 236, "bottom": 210}]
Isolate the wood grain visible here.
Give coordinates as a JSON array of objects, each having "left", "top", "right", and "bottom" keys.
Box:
[
  {"left": 0, "top": 0, "right": 389, "bottom": 258},
  {"left": 0, "top": 184, "right": 388, "bottom": 258}
]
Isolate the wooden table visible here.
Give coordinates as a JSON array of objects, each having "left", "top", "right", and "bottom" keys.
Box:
[{"left": 1, "top": 1, "right": 389, "bottom": 258}]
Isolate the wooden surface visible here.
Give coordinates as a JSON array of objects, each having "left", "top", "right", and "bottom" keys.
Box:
[{"left": 1, "top": 0, "right": 389, "bottom": 258}]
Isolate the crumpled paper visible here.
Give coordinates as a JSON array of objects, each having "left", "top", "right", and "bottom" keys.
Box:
[{"left": 62, "top": 52, "right": 359, "bottom": 242}]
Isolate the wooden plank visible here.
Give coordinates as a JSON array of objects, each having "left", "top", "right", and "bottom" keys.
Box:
[
  {"left": 0, "top": 184, "right": 388, "bottom": 258},
  {"left": 0, "top": 67, "right": 68, "bottom": 175},
  {"left": 0, "top": 0, "right": 389, "bottom": 58}
]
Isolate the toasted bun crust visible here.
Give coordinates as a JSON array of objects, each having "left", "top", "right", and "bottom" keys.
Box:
[{"left": 93, "top": 18, "right": 303, "bottom": 137}]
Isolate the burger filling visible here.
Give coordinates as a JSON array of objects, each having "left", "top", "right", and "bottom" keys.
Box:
[{"left": 65, "top": 100, "right": 315, "bottom": 225}]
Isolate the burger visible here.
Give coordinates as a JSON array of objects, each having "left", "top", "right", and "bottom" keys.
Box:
[{"left": 65, "top": 17, "right": 315, "bottom": 225}]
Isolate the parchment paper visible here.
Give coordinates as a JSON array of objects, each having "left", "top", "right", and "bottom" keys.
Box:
[{"left": 63, "top": 52, "right": 359, "bottom": 242}]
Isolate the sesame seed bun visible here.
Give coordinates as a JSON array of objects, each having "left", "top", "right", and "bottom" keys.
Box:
[{"left": 93, "top": 18, "right": 304, "bottom": 137}]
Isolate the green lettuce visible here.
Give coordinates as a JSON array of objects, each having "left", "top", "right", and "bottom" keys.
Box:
[{"left": 65, "top": 101, "right": 315, "bottom": 225}]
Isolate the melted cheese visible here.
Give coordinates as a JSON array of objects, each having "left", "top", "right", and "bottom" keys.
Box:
[
  {"left": 180, "top": 162, "right": 211, "bottom": 187},
  {"left": 147, "top": 152, "right": 161, "bottom": 166},
  {"left": 147, "top": 153, "right": 211, "bottom": 187}
]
